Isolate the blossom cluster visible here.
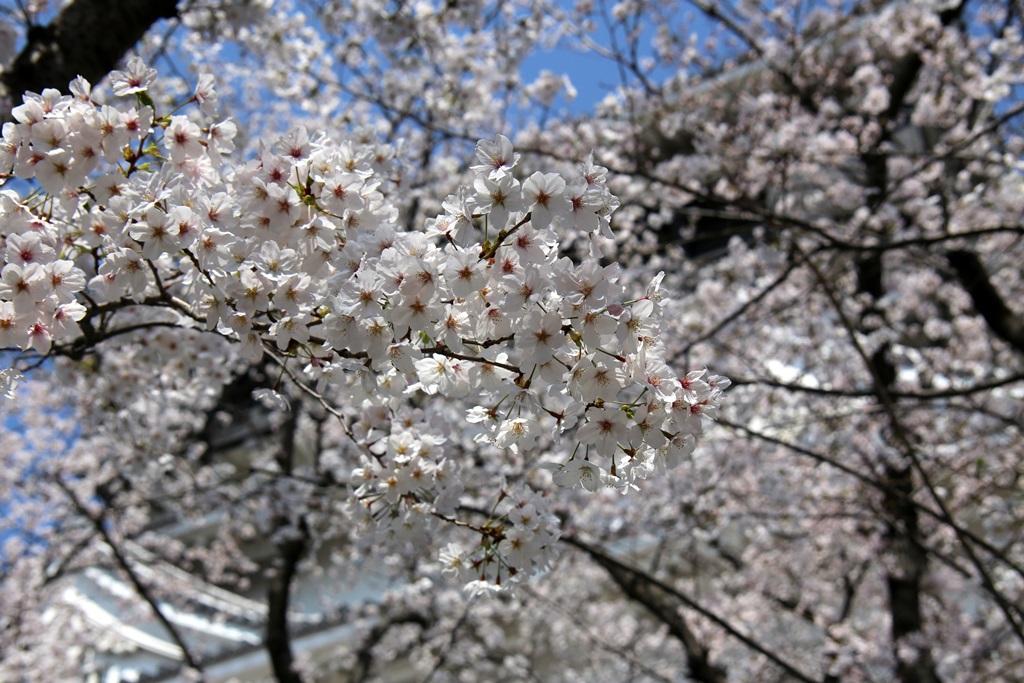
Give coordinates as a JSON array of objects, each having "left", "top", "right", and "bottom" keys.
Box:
[{"left": 0, "top": 60, "right": 726, "bottom": 590}]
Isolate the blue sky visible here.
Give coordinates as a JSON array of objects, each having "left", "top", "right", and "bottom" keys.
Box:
[{"left": 517, "top": 5, "right": 716, "bottom": 114}]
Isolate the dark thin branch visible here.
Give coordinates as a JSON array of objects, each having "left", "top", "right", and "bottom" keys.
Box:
[
  {"left": 681, "top": 249, "right": 808, "bottom": 355},
  {"left": 352, "top": 612, "right": 431, "bottom": 683},
  {"left": 716, "top": 418, "right": 1024, "bottom": 583},
  {"left": 56, "top": 478, "right": 205, "bottom": 675},
  {"left": 522, "top": 586, "right": 676, "bottom": 683},
  {"left": 577, "top": 539, "right": 726, "bottom": 683},
  {"left": 728, "top": 372, "right": 1024, "bottom": 400},
  {"left": 564, "top": 536, "right": 819, "bottom": 683}
]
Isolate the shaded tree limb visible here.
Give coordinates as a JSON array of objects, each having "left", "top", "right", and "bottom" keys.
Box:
[
  {"left": 575, "top": 540, "right": 726, "bottom": 683},
  {"left": 947, "top": 249, "right": 1024, "bottom": 354},
  {"left": 522, "top": 586, "right": 677, "bottom": 683},
  {"left": 564, "top": 535, "right": 818, "bottom": 683},
  {"left": 351, "top": 612, "right": 431, "bottom": 682}
]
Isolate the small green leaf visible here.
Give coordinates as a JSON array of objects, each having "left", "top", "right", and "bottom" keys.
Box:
[{"left": 136, "top": 91, "right": 156, "bottom": 110}]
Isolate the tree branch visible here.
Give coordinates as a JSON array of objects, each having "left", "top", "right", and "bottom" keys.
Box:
[
  {"left": 55, "top": 478, "right": 205, "bottom": 676},
  {"left": 564, "top": 536, "right": 818, "bottom": 683},
  {"left": 947, "top": 249, "right": 1024, "bottom": 354},
  {"left": 575, "top": 539, "right": 726, "bottom": 683},
  {"left": 715, "top": 418, "right": 1024, "bottom": 583}
]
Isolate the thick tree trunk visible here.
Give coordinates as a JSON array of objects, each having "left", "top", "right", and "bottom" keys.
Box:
[
  {"left": 2, "top": 0, "right": 178, "bottom": 105},
  {"left": 858, "top": 251, "right": 942, "bottom": 683},
  {"left": 265, "top": 403, "right": 307, "bottom": 683},
  {"left": 266, "top": 534, "right": 307, "bottom": 683},
  {"left": 882, "top": 465, "right": 941, "bottom": 683},
  {"left": 849, "top": 8, "right": 969, "bottom": 676}
]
